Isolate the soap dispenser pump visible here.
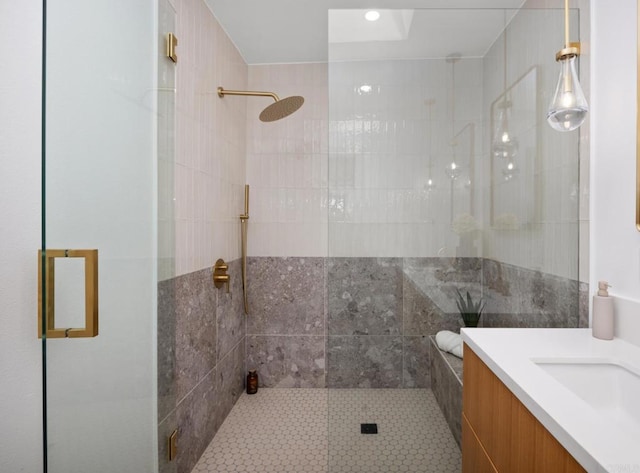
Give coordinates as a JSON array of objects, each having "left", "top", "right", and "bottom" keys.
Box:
[{"left": 592, "top": 281, "right": 614, "bottom": 340}]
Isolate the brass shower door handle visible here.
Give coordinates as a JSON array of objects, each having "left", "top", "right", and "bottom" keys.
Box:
[{"left": 38, "top": 249, "right": 99, "bottom": 339}]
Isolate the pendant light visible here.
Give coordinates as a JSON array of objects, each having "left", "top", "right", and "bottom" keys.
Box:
[
  {"left": 445, "top": 54, "right": 461, "bottom": 180},
  {"left": 546, "top": 0, "right": 588, "bottom": 132},
  {"left": 492, "top": 14, "right": 518, "bottom": 161}
]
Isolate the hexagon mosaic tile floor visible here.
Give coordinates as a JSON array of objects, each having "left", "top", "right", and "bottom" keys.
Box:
[{"left": 192, "top": 388, "right": 461, "bottom": 473}]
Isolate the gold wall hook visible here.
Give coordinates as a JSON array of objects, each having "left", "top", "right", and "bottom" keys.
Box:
[{"left": 213, "top": 258, "right": 230, "bottom": 293}]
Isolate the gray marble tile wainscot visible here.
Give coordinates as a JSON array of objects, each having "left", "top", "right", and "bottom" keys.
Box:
[
  {"left": 247, "top": 257, "right": 325, "bottom": 335},
  {"left": 157, "top": 260, "right": 246, "bottom": 473},
  {"left": 327, "top": 335, "right": 403, "bottom": 388},
  {"left": 429, "top": 336, "right": 463, "bottom": 447},
  {"left": 246, "top": 257, "right": 326, "bottom": 389},
  {"left": 156, "top": 256, "right": 584, "bottom": 471},
  {"left": 246, "top": 335, "right": 325, "bottom": 388},
  {"left": 327, "top": 257, "right": 402, "bottom": 336}
]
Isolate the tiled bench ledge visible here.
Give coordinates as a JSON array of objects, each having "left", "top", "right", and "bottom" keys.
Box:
[{"left": 429, "top": 336, "right": 463, "bottom": 447}]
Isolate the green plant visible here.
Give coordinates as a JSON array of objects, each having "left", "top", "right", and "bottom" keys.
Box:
[{"left": 454, "top": 288, "right": 485, "bottom": 327}]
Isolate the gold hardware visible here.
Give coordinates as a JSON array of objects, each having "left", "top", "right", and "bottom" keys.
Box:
[
  {"left": 555, "top": 43, "right": 580, "bottom": 62},
  {"left": 213, "top": 258, "right": 230, "bottom": 293},
  {"left": 217, "top": 87, "right": 305, "bottom": 122},
  {"left": 240, "top": 184, "right": 250, "bottom": 314},
  {"left": 168, "top": 430, "right": 178, "bottom": 462},
  {"left": 243, "top": 184, "right": 250, "bottom": 217},
  {"left": 167, "top": 33, "right": 178, "bottom": 63},
  {"left": 217, "top": 87, "right": 279, "bottom": 102},
  {"left": 38, "top": 249, "right": 99, "bottom": 339},
  {"left": 555, "top": 0, "right": 580, "bottom": 61}
]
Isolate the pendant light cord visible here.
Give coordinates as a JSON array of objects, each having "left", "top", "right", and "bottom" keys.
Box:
[{"left": 564, "top": 0, "right": 570, "bottom": 48}]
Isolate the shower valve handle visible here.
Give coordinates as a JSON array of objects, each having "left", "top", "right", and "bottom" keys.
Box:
[{"left": 213, "top": 259, "right": 230, "bottom": 293}]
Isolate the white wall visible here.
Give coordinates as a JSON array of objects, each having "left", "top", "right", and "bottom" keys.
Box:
[
  {"left": 591, "top": 0, "right": 640, "bottom": 338},
  {"left": 0, "top": 2, "right": 44, "bottom": 471}
]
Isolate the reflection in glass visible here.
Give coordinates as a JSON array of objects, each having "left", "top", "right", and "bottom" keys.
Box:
[
  {"left": 425, "top": 99, "right": 437, "bottom": 190},
  {"left": 492, "top": 22, "right": 519, "bottom": 161},
  {"left": 492, "top": 99, "right": 519, "bottom": 160},
  {"left": 490, "top": 66, "right": 538, "bottom": 226}
]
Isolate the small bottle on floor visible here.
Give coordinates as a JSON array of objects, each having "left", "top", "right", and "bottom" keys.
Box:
[{"left": 246, "top": 369, "right": 258, "bottom": 394}]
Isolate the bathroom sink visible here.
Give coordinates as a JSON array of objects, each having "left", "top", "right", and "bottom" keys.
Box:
[{"left": 533, "top": 358, "right": 640, "bottom": 427}]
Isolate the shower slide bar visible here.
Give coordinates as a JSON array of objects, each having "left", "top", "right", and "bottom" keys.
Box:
[{"left": 240, "top": 184, "right": 249, "bottom": 315}]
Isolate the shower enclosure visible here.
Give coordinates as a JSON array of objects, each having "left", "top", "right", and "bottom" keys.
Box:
[
  {"left": 326, "top": 7, "right": 584, "bottom": 472},
  {"left": 38, "top": 2, "right": 586, "bottom": 472}
]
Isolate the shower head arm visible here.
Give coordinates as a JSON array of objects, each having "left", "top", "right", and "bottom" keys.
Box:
[{"left": 217, "top": 87, "right": 279, "bottom": 102}]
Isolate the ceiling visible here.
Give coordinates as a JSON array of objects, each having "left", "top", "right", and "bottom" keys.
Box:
[{"left": 205, "top": 0, "right": 527, "bottom": 64}]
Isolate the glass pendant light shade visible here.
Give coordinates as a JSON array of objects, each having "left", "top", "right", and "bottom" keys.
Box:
[
  {"left": 494, "top": 18, "right": 518, "bottom": 160},
  {"left": 493, "top": 139, "right": 519, "bottom": 161},
  {"left": 492, "top": 101, "right": 519, "bottom": 160},
  {"left": 445, "top": 161, "right": 460, "bottom": 180},
  {"left": 547, "top": 55, "right": 588, "bottom": 132},
  {"left": 547, "top": 0, "right": 588, "bottom": 132},
  {"left": 502, "top": 160, "right": 519, "bottom": 181}
]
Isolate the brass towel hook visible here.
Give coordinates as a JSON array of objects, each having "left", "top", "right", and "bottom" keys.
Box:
[{"left": 213, "top": 259, "right": 230, "bottom": 293}]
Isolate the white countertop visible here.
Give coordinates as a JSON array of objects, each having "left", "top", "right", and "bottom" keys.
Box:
[{"left": 461, "top": 328, "right": 640, "bottom": 473}]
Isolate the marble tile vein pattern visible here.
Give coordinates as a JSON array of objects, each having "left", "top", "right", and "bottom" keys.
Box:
[
  {"left": 327, "top": 335, "right": 403, "bottom": 388},
  {"left": 173, "top": 267, "right": 217, "bottom": 403},
  {"left": 429, "top": 336, "right": 463, "bottom": 448},
  {"left": 327, "top": 257, "right": 403, "bottom": 336},
  {"left": 157, "top": 261, "right": 246, "bottom": 473},
  {"left": 217, "top": 259, "right": 245, "bottom": 360},
  {"left": 246, "top": 334, "right": 325, "bottom": 388},
  {"left": 247, "top": 257, "right": 325, "bottom": 335},
  {"left": 403, "top": 335, "right": 432, "bottom": 389}
]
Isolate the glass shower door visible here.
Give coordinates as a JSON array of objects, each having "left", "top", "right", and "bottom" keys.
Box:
[
  {"left": 42, "top": 1, "right": 158, "bottom": 471},
  {"left": 326, "top": 6, "right": 583, "bottom": 473}
]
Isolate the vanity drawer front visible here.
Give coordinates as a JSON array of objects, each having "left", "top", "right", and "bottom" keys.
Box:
[
  {"left": 463, "top": 343, "right": 586, "bottom": 473},
  {"left": 462, "top": 413, "right": 498, "bottom": 473}
]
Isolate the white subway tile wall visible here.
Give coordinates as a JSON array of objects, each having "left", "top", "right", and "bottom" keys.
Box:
[
  {"left": 481, "top": 7, "right": 584, "bottom": 280},
  {"left": 328, "top": 59, "right": 484, "bottom": 258},
  {"left": 158, "top": 0, "right": 178, "bottom": 282},
  {"left": 173, "top": 0, "right": 247, "bottom": 276},
  {"left": 246, "top": 63, "right": 329, "bottom": 257},
  {"left": 170, "top": 3, "right": 586, "bottom": 279}
]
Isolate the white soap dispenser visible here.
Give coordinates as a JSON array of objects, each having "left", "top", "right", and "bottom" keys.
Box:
[{"left": 592, "top": 281, "right": 614, "bottom": 340}]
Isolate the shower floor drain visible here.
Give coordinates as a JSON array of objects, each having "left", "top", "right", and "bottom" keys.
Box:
[{"left": 360, "top": 423, "right": 378, "bottom": 434}]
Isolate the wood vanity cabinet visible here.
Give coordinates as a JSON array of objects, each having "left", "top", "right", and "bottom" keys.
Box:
[{"left": 462, "top": 344, "right": 586, "bottom": 473}]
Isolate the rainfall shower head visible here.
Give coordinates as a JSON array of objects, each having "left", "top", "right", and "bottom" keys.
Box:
[{"left": 217, "top": 87, "right": 304, "bottom": 122}]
